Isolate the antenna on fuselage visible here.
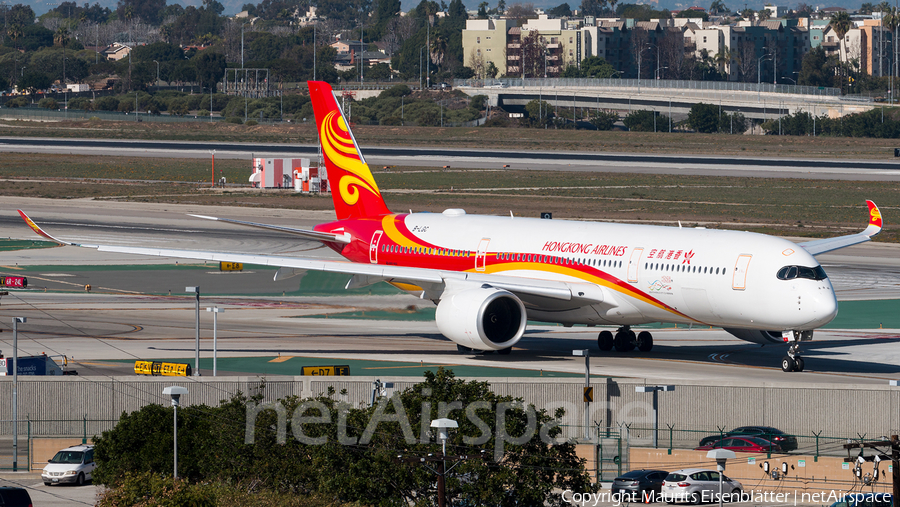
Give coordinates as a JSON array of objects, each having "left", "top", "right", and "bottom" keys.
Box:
[
  {"left": 678, "top": 221, "right": 682, "bottom": 228},
  {"left": 510, "top": 211, "right": 514, "bottom": 219}
]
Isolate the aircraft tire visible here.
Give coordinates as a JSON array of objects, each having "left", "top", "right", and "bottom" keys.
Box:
[
  {"left": 598, "top": 331, "right": 614, "bottom": 351},
  {"left": 794, "top": 356, "right": 804, "bottom": 372},
  {"left": 636, "top": 331, "right": 653, "bottom": 352},
  {"left": 781, "top": 356, "right": 796, "bottom": 372},
  {"left": 614, "top": 332, "right": 632, "bottom": 352},
  {"left": 457, "top": 344, "right": 475, "bottom": 354}
]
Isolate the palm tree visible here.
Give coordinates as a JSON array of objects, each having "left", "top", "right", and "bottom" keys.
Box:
[
  {"left": 709, "top": 0, "right": 726, "bottom": 15},
  {"left": 829, "top": 11, "right": 852, "bottom": 40},
  {"left": 714, "top": 47, "right": 731, "bottom": 73},
  {"left": 430, "top": 34, "right": 447, "bottom": 69}
]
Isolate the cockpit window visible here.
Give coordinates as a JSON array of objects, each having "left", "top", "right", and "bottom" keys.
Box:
[{"left": 776, "top": 265, "right": 827, "bottom": 281}]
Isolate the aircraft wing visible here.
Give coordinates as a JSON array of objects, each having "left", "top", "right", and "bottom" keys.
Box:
[
  {"left": 799, "top": 200, "right": 882, "bottom": 256},
  {"left": 18, "top": 210, "right": 609, "bottom": 308}
]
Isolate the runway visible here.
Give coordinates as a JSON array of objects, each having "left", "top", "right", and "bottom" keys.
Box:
[
  {"left": 0, "top": 197, "right": 898, "bottom": 386},
  {"left": 3, "top": 136, "right": 900, "bottom": 180}
]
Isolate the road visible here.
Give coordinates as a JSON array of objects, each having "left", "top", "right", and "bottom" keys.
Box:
[{"left": 3, "top": 136, "right": 900, "bottom": 180}]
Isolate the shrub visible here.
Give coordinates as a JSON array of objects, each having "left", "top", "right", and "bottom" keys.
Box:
[
  {"left": 589, "top": 110, "right": 619, "bottom": 130},
  {"left": 93, "top": 96, "right": 119, "bottom": 111},
  {"left": 5, "top": 96, "right": 29, "bottom": 108},
  {"left": 38, "top": 97, "right": 58, "bottom": 109},
  {"left": 226, "top": 116, "right": 243, "bottom": 124},
  {"left": 68, "top": 97, "right": 92, "bottom": 111},
  {"left": 381, "top": 84, "right": 412, "bottom": 98},
  {"left": 245, "top": 119, "right": 258, "bottom": 126}
]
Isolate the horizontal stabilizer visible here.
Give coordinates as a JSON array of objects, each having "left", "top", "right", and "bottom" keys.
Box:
[{"left": 190, "top": 215, "right": 351, "bottom": 244}]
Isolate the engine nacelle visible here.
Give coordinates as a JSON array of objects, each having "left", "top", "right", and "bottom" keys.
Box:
[
  {"left": 435, "top": 285, "right": 527, "bottom": 350},
  {"left": 723, "top": 328, "right": 785, "bottom": 345}
]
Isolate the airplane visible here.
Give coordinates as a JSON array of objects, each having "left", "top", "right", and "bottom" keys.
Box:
[{"left": 18, "top": 80, "right": 884, "bottom": 373}]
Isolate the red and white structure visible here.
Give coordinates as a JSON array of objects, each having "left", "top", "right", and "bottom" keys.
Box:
[{"left": 249, "top": 158, "right": 328, "bottom": 193}]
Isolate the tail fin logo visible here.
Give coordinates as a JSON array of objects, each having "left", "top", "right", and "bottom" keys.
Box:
[
  {"left": 320, "top": 110, "right": 382, "bottom": 207},
  {"left": 868, "top": 202, "right": 882, "bottom": 227}
]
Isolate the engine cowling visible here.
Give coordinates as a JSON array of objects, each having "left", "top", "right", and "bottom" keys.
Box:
[
  {"left": 435, "top": 285, "right": 527, "bottom": 350},
  {"left": 723, "top": 328, "right": 785, "bottom": 345}
]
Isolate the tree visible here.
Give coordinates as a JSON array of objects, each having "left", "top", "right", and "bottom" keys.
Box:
[
  {"left": 94, "top": 370, "right": 595, "bottom": 505},
  {"left": 20, "top": 70, "right": 52, "bottom": 96},
  {"left": 117, "top": 0, "right": 166, "bottom": 25},
  {"left": 477, "top": 1, "right": 489, "bottom": 17},
  {"left": 580, "top": 0, "right": 606, "bottom": 17},
  {"left": 708, "top": 0, "right": 726, "bottom": 15},
  {"left": 506, "top": 2, "right": 536, "bottom": 20},
  {"left": 589, "top": 110, "right": 618, "bottom": 130},
  {"left": 548, "top": 2, "right": 572, "bottom": 16},
  {"left": 798, "top": 46, "right": 832, "bottom": 87},
  {"left": 860, "top": 2, "right": 875, "bottom": 14},
  {"left": 687, "top": 102, "right": 721, "bottom": 133},
  {"left": 193, "top": 51, "right": 225, "bottom": 92},
  {"left": 525, "top": 98, "right": 552, "bottom": 126},
  {"left": 623, "top": 109, "right": 666, "bottom": 131},
  {"left": 580, "top": 55, "right": 617, "bottom": 77},
  {"left": 829, "top": 11, "right": 852, "bottom": 41}
]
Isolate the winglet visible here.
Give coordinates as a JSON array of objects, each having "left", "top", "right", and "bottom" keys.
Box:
[
  {"left": 17, "top": 209, "right": 67, "bottom": 245},
  {"left": 863, "top": 200, "right": 882, "bottom": 238}
]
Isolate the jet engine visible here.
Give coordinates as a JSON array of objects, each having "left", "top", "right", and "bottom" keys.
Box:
[
  {"left": 723, "top": 328, "right": 785, "bottom": 345},
  {"left": 435, "top": 285, "right": 527, "bottom": 350}
]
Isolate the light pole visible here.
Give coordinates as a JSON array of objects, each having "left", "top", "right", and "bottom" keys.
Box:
[
  {"left": 707, "top": 449, "right": 736, "bottom": 507},
  {"left": 185, "top": 286, "right": 200, "bottom": 375},
  {"left": 12, "top": 317, "right": 24, "bottom": 472},
  {"left": 209, "top": 150, "right": 216, "bottom": 186},
  {"left": 153, "top": 59, "right": 159, "bottom": 91},
  {"left": 655, "top": 65, "right": 669, "bottom": 80},
  {"left": 637, "top": 43, "right": 654, "bottom": 93},
  {"left": 206, "top": 307, "right": 224, "bottom": 376},
  {"left": 758, "top": 54, "right": 773, "bottom": 102},
  {"left": 572, "top": 349, "right": 591, "bottom": 441},
  {"left": 163, "top": 386, "right": 188, "bottom": 478},
  {"left": 430, "top": 418, "right": 458, "bottom": 507},
  {"left": 635, "top": 385, "right": 674, "bottom": 448}
]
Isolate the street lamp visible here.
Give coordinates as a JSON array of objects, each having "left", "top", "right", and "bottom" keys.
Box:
[
  {"left": 635, "top": 385, "right": 675, "bottom": 448},
  {"left": 637, "top": 43, "right": 655, "bottom": 93},
  {"left": 707, "top": 448, "right": 736, "bottom": 507},
  {"left": 153, "top": 59, "right": 159, "bottom": 91},
  {"left": 163, "top": 386, "right": 188, "bottom": 478},
  {"left": 758, "top": 54, "right": 773, "bottom": 103},
  {"left": 206, "top": 307, "right": 224, "bottom": 376},
  {"left": 185, "top": 286, "right": 200, "bottom": 375},
  {"left": 655, "top": 65, "right": 669, "bottom": 80},
  {"left": 12, "top": 317, "right": 25, "bottom": 472}
]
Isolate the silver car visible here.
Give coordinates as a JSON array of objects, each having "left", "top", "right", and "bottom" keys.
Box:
[{"left": 661, "top": 468, "right": 742, "bottom": 504}]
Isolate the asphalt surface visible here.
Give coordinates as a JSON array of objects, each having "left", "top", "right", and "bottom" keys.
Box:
[{"left": 4, "top": 136, "right": 900, "bottom": 180}]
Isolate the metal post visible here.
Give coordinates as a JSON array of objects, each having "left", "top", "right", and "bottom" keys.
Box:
[
  {"left": 173, "top": 403, "right": 178, "bottom": 477},
  {"left": 12, "top": 317, "right": 24, "bottom": 472},
  {"left": 186, "top": 287, "right": 200, "bottom": 375},
  {"left": 573, "top": 349, "right": 590, "bottom": 441},
  {"left": 207, "top": 307, "right": 223, "bottom": 376}
]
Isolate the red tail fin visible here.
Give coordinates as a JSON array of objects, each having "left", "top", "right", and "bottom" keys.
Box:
[{"left": 308, "top": 81, "right": 391, "bottom": 220}]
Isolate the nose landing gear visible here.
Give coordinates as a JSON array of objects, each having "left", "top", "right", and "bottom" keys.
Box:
[{"left": 780, "top": 330, "right": 813, "bottom": 372}]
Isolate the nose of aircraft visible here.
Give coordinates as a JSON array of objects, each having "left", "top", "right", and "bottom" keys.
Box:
[{"left": 802, "top": 282, "right": 839, "bottom": 329}]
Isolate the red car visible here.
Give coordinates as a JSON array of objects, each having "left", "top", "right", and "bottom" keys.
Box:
[{"left": 695, "top": 436, "right": 783, "bottom": 453}]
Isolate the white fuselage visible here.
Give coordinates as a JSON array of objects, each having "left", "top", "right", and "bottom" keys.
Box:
[{"left": 383, "top": 210, "right": 838, "bottom": 332}]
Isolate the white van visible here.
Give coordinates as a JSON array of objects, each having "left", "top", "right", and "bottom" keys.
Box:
[{"left": 42, "top": 444, "right": 96, "bottom": 486}]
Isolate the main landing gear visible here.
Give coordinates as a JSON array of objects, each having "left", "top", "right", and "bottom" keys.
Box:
[
  {"left": 597, "top": 327, "right": 653, "bottom": 353},
  {"left": 780, "top": 330, "right": 813, "bottom": 372}
]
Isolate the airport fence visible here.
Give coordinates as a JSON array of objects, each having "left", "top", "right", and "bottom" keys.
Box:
[{"left": 0, "top": 107, "right": 294, "bottom": 124}]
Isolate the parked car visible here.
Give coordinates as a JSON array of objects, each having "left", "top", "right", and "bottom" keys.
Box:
[
  {"left": 661, "top": 468, "right": 742, "bottom": 504},
  {"left": 42, "top": 444, "right": 96, "bottom": 486},
  {"left": 695, "top": 436, "right": 783, "bottom": 453},
  {"left": 829, "top": 493, "right": 893, "bottom": 507},
  {"left": 0, "top": 487, "right": 32, "bottom": 507},
  {"left": 698, "top": 426, "right": 798, "bottom": 452},
  {"left": 612, "top": 469, "right": 668, "bottom": 501}
]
